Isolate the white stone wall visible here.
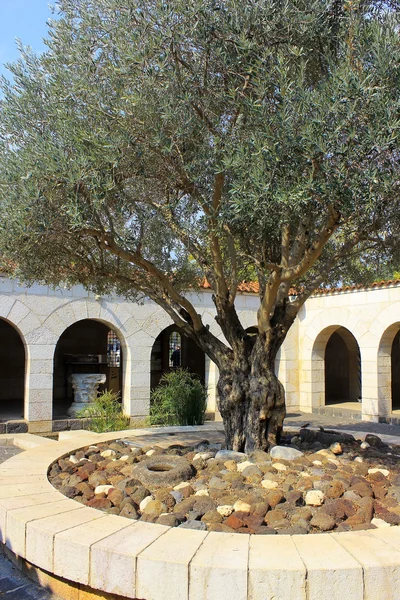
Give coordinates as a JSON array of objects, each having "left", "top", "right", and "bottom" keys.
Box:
[
  {"left": 297, "top": 284, "right": 400, "bottom": 421},
  {"left": 1, "top": 275, "right": 400, "bottom": 423}
]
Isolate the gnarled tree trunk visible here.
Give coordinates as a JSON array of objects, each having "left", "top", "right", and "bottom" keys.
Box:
[{"left": 217, "top": 345, "right": 286, "bottom": 453}]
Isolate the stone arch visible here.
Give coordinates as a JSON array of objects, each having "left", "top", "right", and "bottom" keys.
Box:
[
  {"left": 378, "top": 322, "right": 400, "bottom": 415},
  {"left": 311, "top": 325, "right": 361, "bottom": 409},
  {"left": 0, "top": 318, "right": 27, "bottom": 420},
  {"left": 150, "top": 324, "right": 206, "bottom": 391},
  {"left": 51, "top": 312, "right": 129, "bottom": 418}
]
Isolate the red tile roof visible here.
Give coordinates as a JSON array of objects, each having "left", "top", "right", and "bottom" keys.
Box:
[{"left": 200, "top": 279, "right": 400, "bottom": 296}]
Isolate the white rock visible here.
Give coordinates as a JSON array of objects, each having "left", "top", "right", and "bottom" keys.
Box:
[
  {"left": 195, "top": 489, "right": 209, "bottom": 497},
  {"left": 94, "top": 485, "right": 115, "bottom": 495},
  {"left": 371, "top": 518, "right": 391, "bottom": 528},
  {"left": 361, "top": 442, "right": 370, "bottom": 449},
  {"left": 330, "top": 442, "right": 343, "bottom": 455},
  {"left": 100, "top": 449, "right": 116, "bottom": 458},
  {"left": 368, "top": 468, "right": 390, "bottom": 477},
  {"left": 139, "top": 496, "right": 153, "bottom": 511},
  {"left": 315, "top": 449, "right": 336, "bottom": 459},
  {"left": 354, "top": 457, "right": 364, "bottom": 463},
  {"left": 215, "top": 450, "right": 248, "bottom": 462},
  {"left": 237, "top": 460, "right": 254, "bottom": 473},
  {"left": 217, "top": 505, "right": 234, "bottom": 517},
  {"left": 328, "top": 458, "right": 340, "bottom": 466},
  {"left": 270, "top": 446, "right": 304, "bottom": 460},
  {"left": 272, "top": 462, "right": 287, "bottom": 471},
  {"left": 193, "top": 452, "right": 215, "bottom": 461},
  {"left": 68, "top": 455, "right": 81, "bottom": 464},
  {"left": 312, "top": 460, "right": 323, "bottom": 466},
  {"left": 233, "top": 500, "right": 251, "bottom": 512},
  {"left": 146, "top": 449, "right": 157, "bottom": 456},
  {"left": 261, "top": 480, "right": 279, "bottom": 490},
  {"left": 119, "top": 455, "right": 130, "bottom": 462},
  {"left": 174, "top": 482, "right": 192, "bottom": 491},
  {"left": 305, "top": 490, "right": 325, "bottom": 506}
]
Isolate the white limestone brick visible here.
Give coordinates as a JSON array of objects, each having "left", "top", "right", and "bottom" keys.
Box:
[
  {"left": 189, "top": 532, "right": 249, "bottom": 600},
  {"left": 136, "top": 527, "right": 208, "bottom": 600},
  {"left": 293, "top": 533, "right": 363, "bottom": 600},
  {"left": 248, "top": 535, "right": 306, "bottom": 600},
  {"left": 54, "top": 515, "right": 131, "bottom": 584},
  {"left": 0, "top": 492, "right": 61, "bottom": 543},
  {"left": 26, "top": 506, "right": 102, "bottom": 571},
  {"left": 7, "top": 301, "right": 31, "bottom": 326},
  {"left": 0, "top": 296, "right": 16, "bottom": 319},
  {"left": 333, "top": 531, "right": 400, "bottom": 600},
  {"left": 90, "top": 521, "right": 168, "bottom": 596},
  {"left": 6, "top": 498, "right": 80, "bottom": 558}
]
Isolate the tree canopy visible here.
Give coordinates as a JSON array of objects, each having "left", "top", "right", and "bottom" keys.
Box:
[{"left": 1, "top": 0, "right": 400, "bottom": 449}]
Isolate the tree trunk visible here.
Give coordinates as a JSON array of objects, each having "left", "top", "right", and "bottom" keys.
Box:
[{"left": 217, "top": 353, "right": 286, "bottom": 453}]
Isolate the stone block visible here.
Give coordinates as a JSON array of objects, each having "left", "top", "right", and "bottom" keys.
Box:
[
  {"left": 249, "top": 535, "right": 306, "bottom": 600},
  {"left": 294, "top": 534, "right": 363, "bottom": 600},
  {"left": 189, "top": 532, "right": 249, "bottom": 600},
  {"left": 6, "top": 421, "right": 28, "bottom": 434},
  {"left": 52, "top": 420, "right": 69, "bottom": 432},
  {"left": 136, "top": 527, "right": 207, "bottom": 600},
  {"left": 54, "top": 515, "right": 131, "bottom": 584},
  {"left": 90, "top": 521, "right": 168, "bottom": 596},
  {"left": 6, "top": 498, "right": 80, "bottom": 558},
  {"left": 7, "top": 300, "right": 30, "bottom": 325},
  {"left": 26, "top": 507, "right": 102, "bottom": 572},
  {"left": 27, "top": 421, "right": 53, "bottom": 434},
  {"left": 333, "top": 531, "right": 400, "bottom": 599},
  {"left": 0, "top": 491, "right": 61, "bottom": 543}
]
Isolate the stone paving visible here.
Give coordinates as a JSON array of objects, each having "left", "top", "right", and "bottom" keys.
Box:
[{"left": 0, "top": 443, "right": 62, "bottom": 600}]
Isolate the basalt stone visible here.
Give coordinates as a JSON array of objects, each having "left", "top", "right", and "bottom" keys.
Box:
[
  {"left": 270, "top": 446, "right": 304, "bottom": 461},
  {"left": 87, "top": 497, "right": 112, "bottom": 510},
  {"left": 156, "top": 514, "right": 179, "bottom": 526},
  {"left": 130, "top": 486, "right": 151, "bottom": 506},
  {"left": 349, "top": 482, "right": 373, "bottom": 498},
  {"left": 266, "top": 490, "right": 285, "bottom": 508},
  {"left": 224, "top": 513, "right": 245, "bottom": 529},
  {"left": 201, "top": 510, "right": 224, "bottom": 524},
  {"left": 310, "top": 513, "right": 336, "bottom": 531},
  {"left": 207, "top": 523, "right": 235, "bottom": 533},
  {"left": 324, "top": 480, "right": 345, "bottom": 499},
  {"left": 108, "top": 488, "right": 125, "bottom": 507},
  {"left": 365, "top": 434, "right": 383, "bottom": 447},
  {"left": 60, "top": 486, "right": 80, "bottom": 499},
  {"left": 88, "top": 472, "right": 109, "bottom": 487},
  {"left": 179, "top": 520, "right": 207, "bottom": 531},
  {"left": 132, "top": 455, "right": 193, "bottom": 488}
]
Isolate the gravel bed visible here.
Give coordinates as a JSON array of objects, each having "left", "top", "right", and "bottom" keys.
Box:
[{"left": 48, "top": 429, "right": 400, "bottom": 535}]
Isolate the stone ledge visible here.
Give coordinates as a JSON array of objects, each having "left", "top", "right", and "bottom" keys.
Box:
[{"left": 1, "top": 427, "right": 400, "bottom": 600}]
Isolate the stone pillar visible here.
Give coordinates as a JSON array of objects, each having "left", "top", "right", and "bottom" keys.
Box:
[{"left": 205, "top": 357, "right": 221, "bottom": 421}]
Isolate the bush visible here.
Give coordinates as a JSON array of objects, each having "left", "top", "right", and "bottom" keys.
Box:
[
  {"left": 150, "top": 369, "right": 207, "bottom": 426},
  {"left": 77, "top": 389, "right": 130, "bottom": 433}
]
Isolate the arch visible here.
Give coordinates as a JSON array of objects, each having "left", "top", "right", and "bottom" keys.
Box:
[
  {"left": 53, "top": 319, "right": 125, "bottom": 418},
  {"left": 311, "top": 325, "right": 361, "bottom": 409},
  {"left": 0, "top": 318, "right": 26, "bottom": 420},
  {"left": 150, "top": 324, "right": 205, "bottom": 391},
  {"left": 378, "top": 322, "right": 400, "bottom": 416}
]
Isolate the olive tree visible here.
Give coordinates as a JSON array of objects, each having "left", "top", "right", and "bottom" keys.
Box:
[{"left": 1, "top": 0, "right": 400, "bottom": 451}]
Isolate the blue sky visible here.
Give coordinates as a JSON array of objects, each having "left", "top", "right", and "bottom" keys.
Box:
[{"left": 0, "top": 0, "right": 56, "bottom": 80}]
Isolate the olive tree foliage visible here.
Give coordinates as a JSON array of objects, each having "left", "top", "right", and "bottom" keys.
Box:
[{"left": 1, "top": 0, "right": 400, "bottom": 450}]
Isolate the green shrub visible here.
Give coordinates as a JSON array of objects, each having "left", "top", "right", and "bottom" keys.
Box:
[
  {"left": 150, "top": 369, "right": 207, "bottom": 426},
  {"left": 77, "top": 389, "right": 130, "bottom": 433}
]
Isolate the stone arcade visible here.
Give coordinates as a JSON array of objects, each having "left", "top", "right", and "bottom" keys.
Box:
[{"left": 0, "top": 273, "right": 400, "bottom": 432}]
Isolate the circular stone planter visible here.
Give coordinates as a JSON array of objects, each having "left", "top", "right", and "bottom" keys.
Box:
[
  {"left": 132, "top": 455, "right": 193, "bottom": 487},
  {"left": 2, "top": 427, "right": 400, "bottom": 600}
]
